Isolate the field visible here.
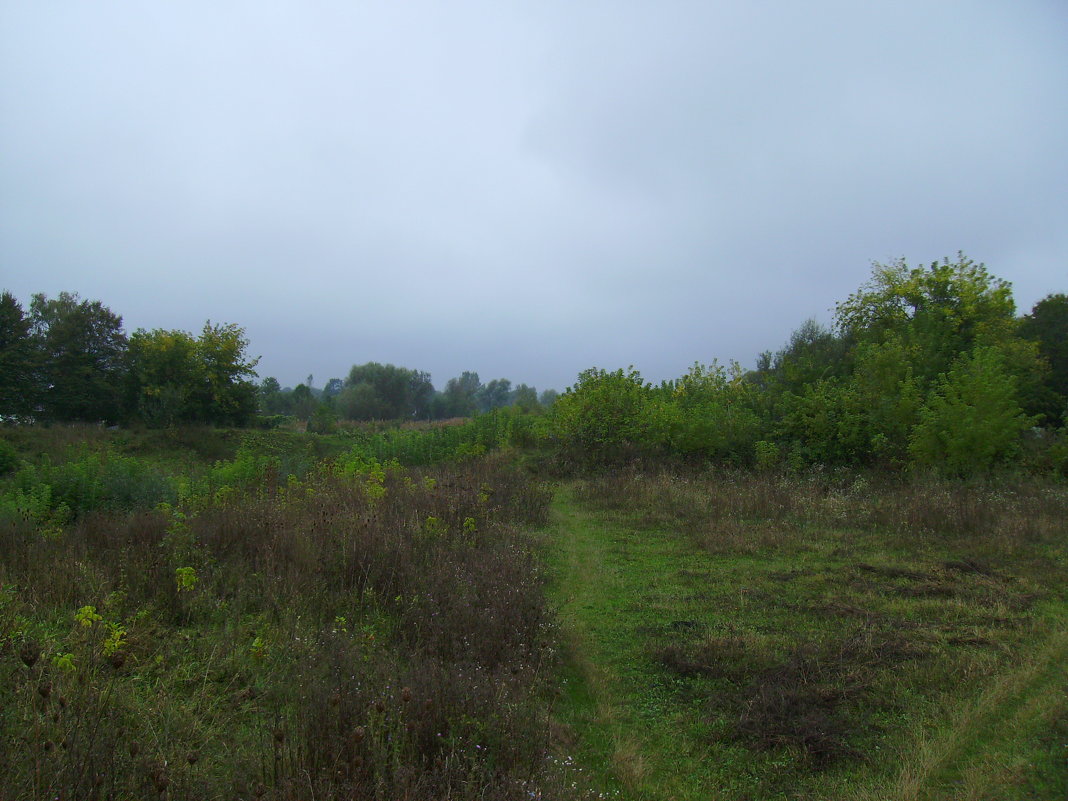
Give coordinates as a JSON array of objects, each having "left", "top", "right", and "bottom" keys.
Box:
[
  {"left": 1, "top": 426, "right": 1066, "bottom": 799},
  {"left": 547, "top": 471, "right": 1068, "bottom": 800}
]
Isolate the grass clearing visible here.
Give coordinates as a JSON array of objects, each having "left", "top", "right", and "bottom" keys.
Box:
[{"left": 545, "top": 471, "right": 1068, "bottom": 800}]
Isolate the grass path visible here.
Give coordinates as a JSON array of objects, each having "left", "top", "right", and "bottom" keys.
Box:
[
  {"left": 544, "top": 485, "right": 735, "bottom": 800},
  {"left": 544, "top": 481, "right": 1068, "bottom": 801},
  {"left": 879, "top": 625, "right": 1068, "bottom": 800}
]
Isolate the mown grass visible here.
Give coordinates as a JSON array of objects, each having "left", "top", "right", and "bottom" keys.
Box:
[{"left": 545, "top": 470, "right": 1068, "bottom": 800}]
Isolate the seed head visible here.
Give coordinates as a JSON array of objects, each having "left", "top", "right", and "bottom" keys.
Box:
[{"left": 19, "top": 641, "right": 40, "bottom": 669}]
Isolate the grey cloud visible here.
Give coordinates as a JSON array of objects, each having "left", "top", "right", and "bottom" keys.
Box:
[{"left": 2, "top": 1, "right": 1065, "bottom": 391}]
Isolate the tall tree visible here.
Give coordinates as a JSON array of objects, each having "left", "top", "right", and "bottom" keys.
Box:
[
  {"left": 1019, "top": 293, "right": 1068, "bottom": 426},
  {"left": 440, "top": 371, "right": 481, "bottom": 417},
  {"left": 322, "top": 378, "right": 344, "bottom": 399},
  {"left": 125, "top": 328, "right": 200, "bottom": 426},
  {"left": 339, "top": 362, "right": 434, "bottom": 420},
  {"left": 909, "top": 347, "right": 1035, "bottom": 474},
  {"left": 834, "top": 254, "right": 1020, "bottom": 383},
  {"left": 29, "top": 292, "right": 127, "bottom": 423},
  {"left": 290, "top": 383, "right": 317, "bottom": 421},
  {"left": 477, "top": 378, "right": 513, "bottom": 412},
  {"left": 189, "top": 322, "right": 259, "bottom": 425},
  {"left": 512, "top": 383, "right": 540, "bottom": 412},
  {"left": 126, "top": 323, "right": 259, "bottom": 425},
  {"left": 0, "top": 292, "right": 38, "bottom": 418}
]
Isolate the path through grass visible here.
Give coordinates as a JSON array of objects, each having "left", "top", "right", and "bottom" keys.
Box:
[{"left": 544, "top": 475, "right": 1068, "bottom": 800}]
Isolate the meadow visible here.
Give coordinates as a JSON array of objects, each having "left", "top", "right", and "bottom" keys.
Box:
[{"left": 1, "top": 424, "right": 1066, "bottom": 800}]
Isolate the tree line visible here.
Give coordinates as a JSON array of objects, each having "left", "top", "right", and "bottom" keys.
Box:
[
  {"left": 550, "top": 255, "right": 1067, "bottom": 474},
  {"left": 0, "top": 292, "right": 258, "bottom": 426},
  {"left": 0, "top": 290, "right": 557, "bottom": 427},
  {"left": 2, "top": 255, "right": 1065, "bottom": 474},
  {"left": 257, "top": 366, "right": 558, "bottom": 430}
]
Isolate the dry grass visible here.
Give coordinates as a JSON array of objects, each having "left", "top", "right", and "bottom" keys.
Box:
[{"left": 0, "top": 452, "right": 567, "bottom": 800}]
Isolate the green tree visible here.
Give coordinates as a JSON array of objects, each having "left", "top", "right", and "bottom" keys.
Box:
[
  {"left": 512, "top": 383, "right": 540, "bottom": 412},
  {"left": 257, "top": 377, "right": 286, "bottom": 414},
  {"left": 769, "top": 319, "right": 851, "bottom": 393},
  {"left": 29, "top": 292, "right": 128, "bottom": 423},
  {"left": 0, "top": 292, "right": 38, "bottom": 418},
  {"left": 290, "top": 383, "right": 317, "bottom": 421},
  {"left": 909, "top": 347, "right": 1035, "bottom": 474},
  {"left": 848, "top": 336, "right": 924, "bottom": 464},
  {"left": 440, "top": 371, "right": 481, "bottom": 417},
  {"left": 126, "top": 323, "right": 258, "bottom": 425},
  {"left": 550, "top": 367, "right": 665, "bottom": 465},
  {"left": 1019, "top": 293, "right": 1068, "bottom": 426},
  {"left": 835, "top": 254, "right": 1019, "bottom": 384},
  {"left": 322, "top": 377, "right": 344, "bottom": 400},
  {"left": 339, "top": 362, "right": 434, "bottom": 420},
  {"left": 188, "top": 322, "right": 259, "bottom": 425},
  {"left": 125, "top": 328, "right": 200, "bottom": 426},
  {"left": 664, "top": 362, "right": 762, "bottom": 463},
  {"left": 775, "top": 378, "right": 867, "bottom": 466},
  {"left": 477, "top": 378, "right": 513, "bottom": 412}
]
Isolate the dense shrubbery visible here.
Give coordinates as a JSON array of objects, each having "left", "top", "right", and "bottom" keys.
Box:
[
  {"left": 0, "top": 436, "right": 570, "bottom": 800},
  {"left": 547, "top": 256, "right": 1066, "bottom": 476}
]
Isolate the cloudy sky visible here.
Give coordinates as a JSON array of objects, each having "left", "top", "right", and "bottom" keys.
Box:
[{"left": 2, "top": 1, "right": 1065, "bottom": 392}]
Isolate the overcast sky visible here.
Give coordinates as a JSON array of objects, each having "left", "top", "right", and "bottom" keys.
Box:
[{"left": 2, "top": 1, "right": 1065, "bottom": 391}]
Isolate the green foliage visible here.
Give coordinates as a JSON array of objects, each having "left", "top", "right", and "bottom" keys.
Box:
[
  {"left": 6, "top": 450, "right": 178, "bottom": 518},
  {"left": 0, "top": 438, "right": 18, "bottom": 476},
  {"left": 776, "top": 378, "right": 866, "bottom": 466},
  {"left": 665, "top": 362, "right": 763, "bottom": 463},
  {"left": 125, "top": 322, "right": 258, "bottom": 426},
  {"left": 175, "top": 566, "right": 197, "bottom": 593},
  {"left": 125, "top": 328, "right": 199, "bottom": 426},
  {"left": 835, "top": 254, "right": 1018, "bottom": 382},
  {"left": 339, "top": 362, "right": 434, "bottom": 420},
  {"left": 189, "top": 321, "right": 260, "bottom": 425},
  {"left": 336, "top": 408, "right": 539, "bottom": 467},
  {"left": 550, "top": 367, "right": 665, "bottom": 465},
  {"left": 909, "top": 347, "right": 1036, "bottom": 474},
  {"left": 477, "top": 378, "right": 513, "bottom": 412},
  {"left": 762, "top": 319, "right": 851, "bottom": 395},
  {"left": 0, "top": 291, "right": 37, "bottom": 418},
  {"left": 511, "top": 382, "right": 540, "bottom": 413},
  {"left": 1019, "top": 293, "right": 1068, "bottom": 426},
  {"left": 307, "top": 403, "right": 338, "bottom": 434},
  {"left": 30, "top": 292, "right": 128, "bottom": 423},
  {"left": 438, "top": 371, "right": 481, "bottom": 417}
]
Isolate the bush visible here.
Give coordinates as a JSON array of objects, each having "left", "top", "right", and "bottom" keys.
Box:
[
  {"left": 0, "top": 438, "right": 18, "bottom": 476},
  {"left": 909, "top": 347, "right": 1036, "bottom": 474},
  {"left": 549, "top": 367, "right": 666, "bottom": 466}
]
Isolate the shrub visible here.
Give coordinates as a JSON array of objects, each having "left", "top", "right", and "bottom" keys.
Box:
[
  {"left": 0, "top": 438, "right": 18, "bottom": 476},
  {"left": 550, "top": 367, "right": 666, "bottom": 466},
  {"left": 909, "top": 347, "right": 1036, "bottom": 474}
]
